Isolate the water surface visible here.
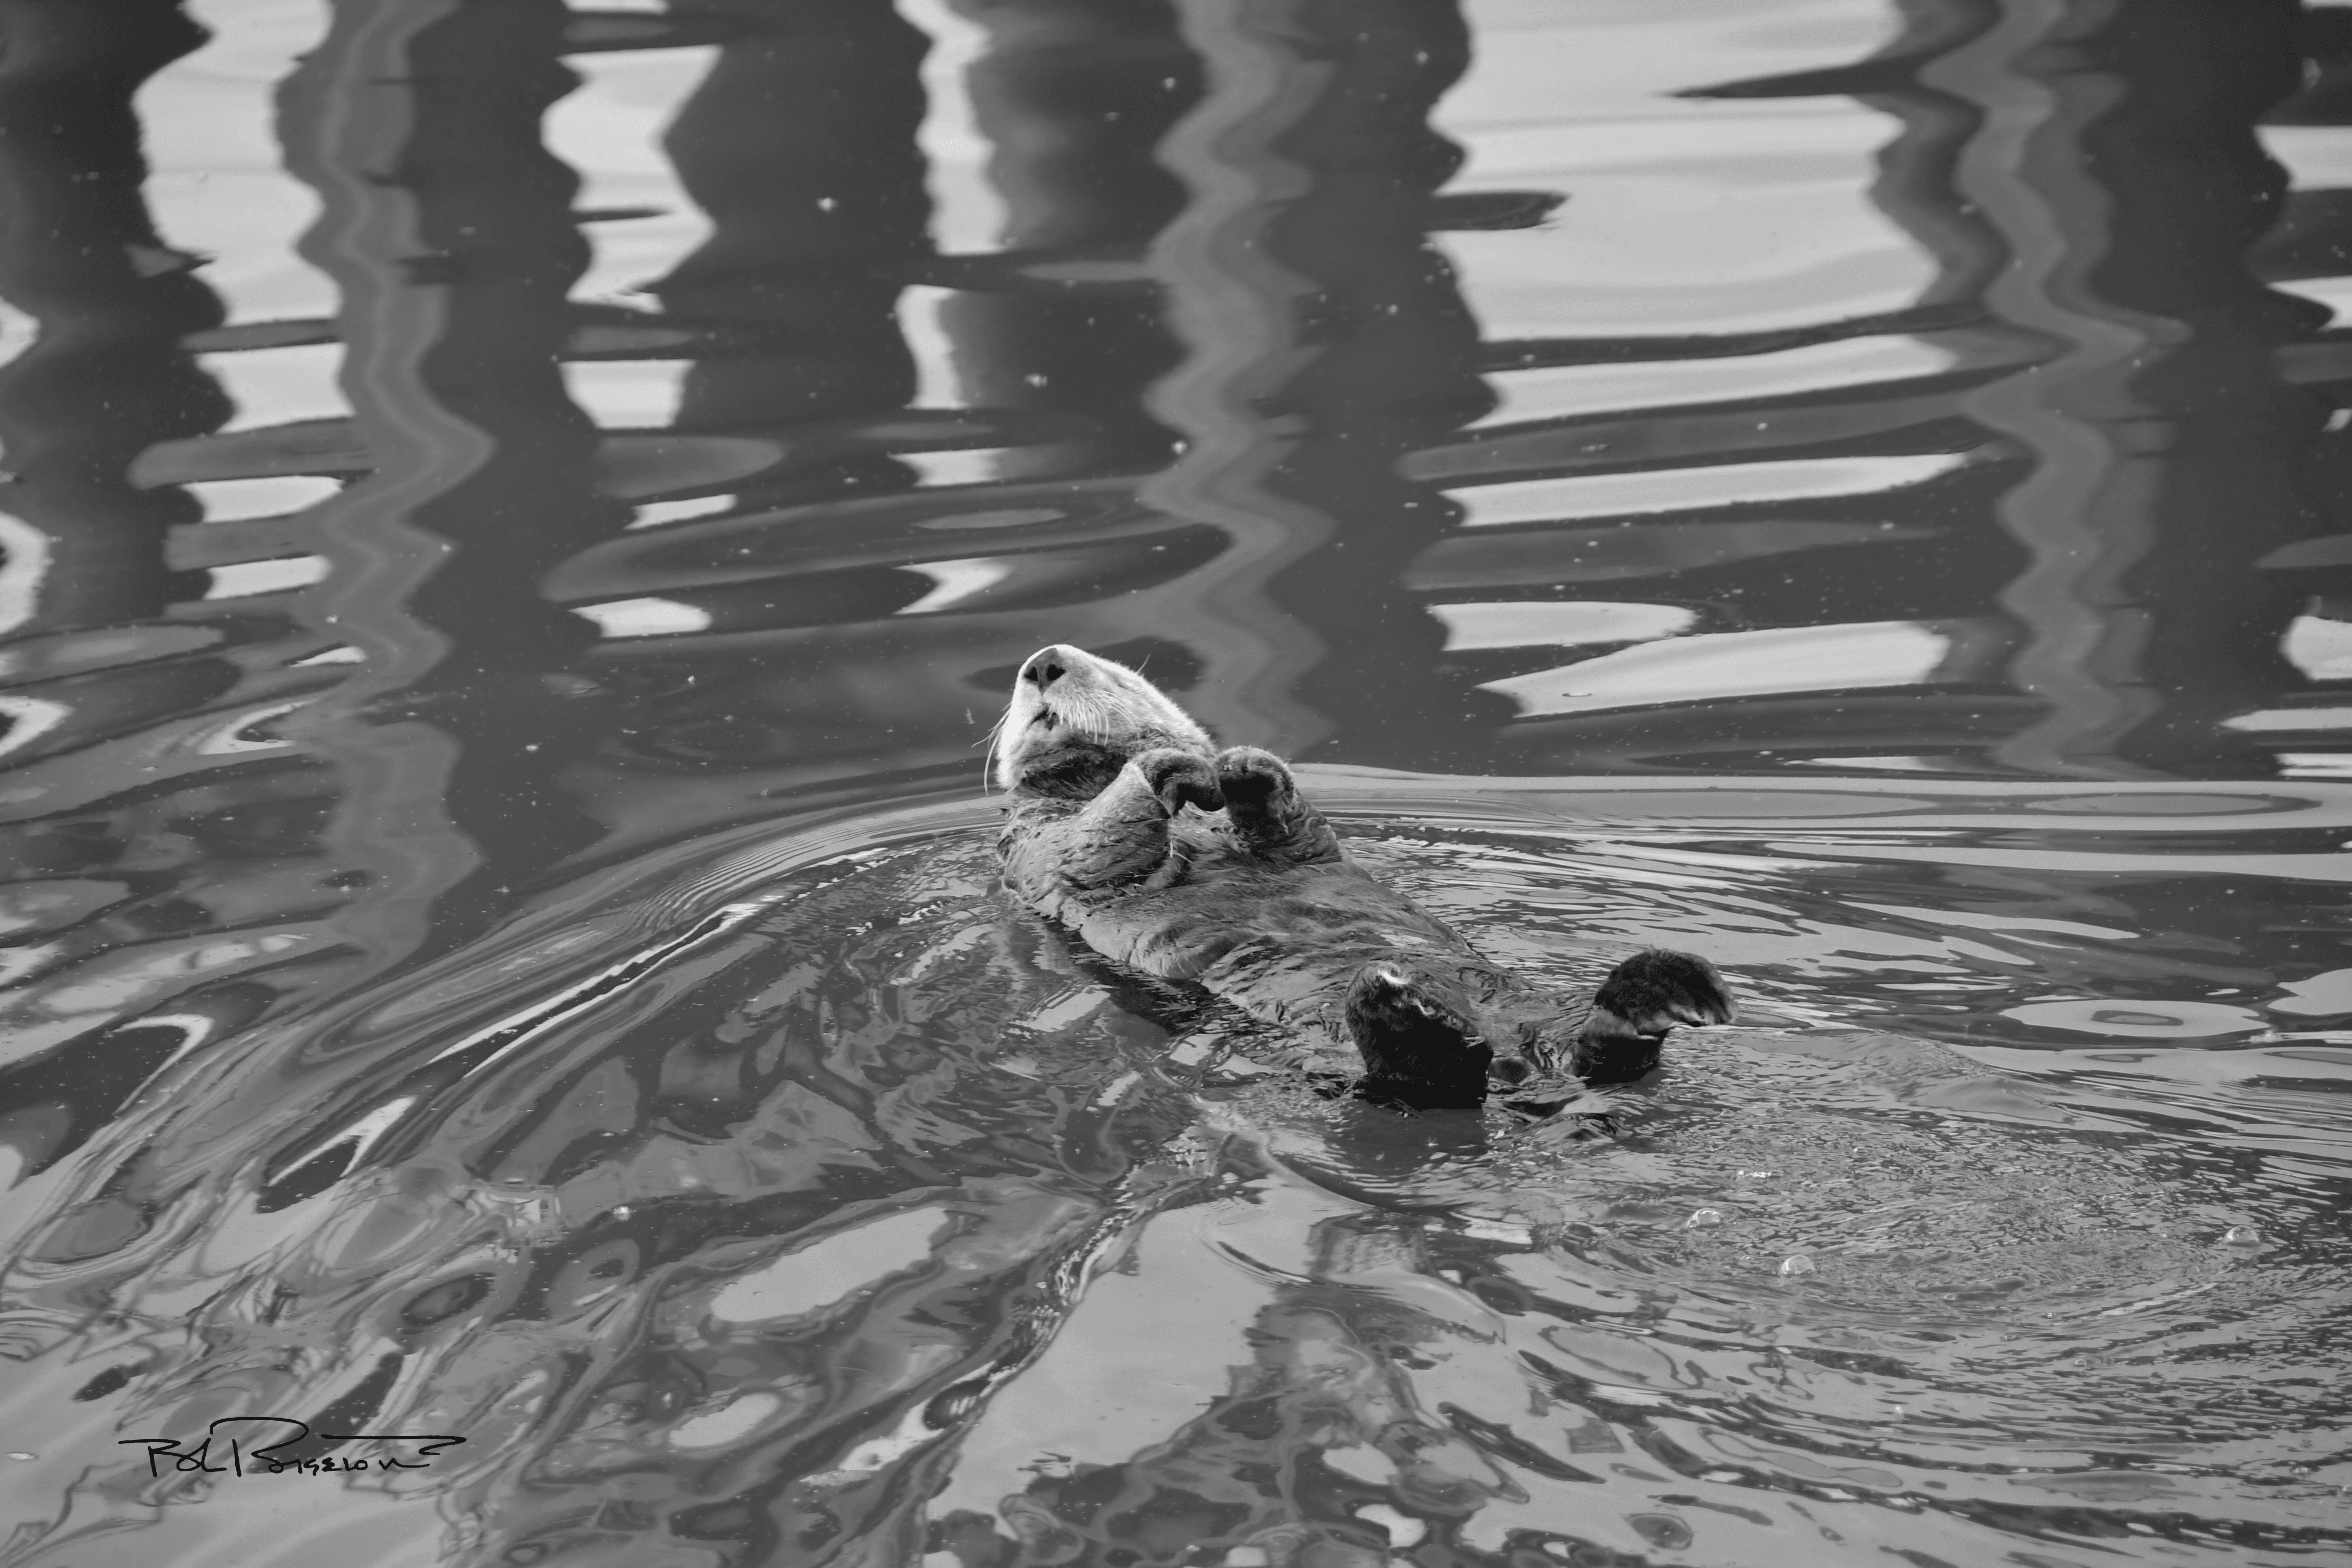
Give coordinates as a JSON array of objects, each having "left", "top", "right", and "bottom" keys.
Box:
[{"left": 2, "top": 2, "right": 2350, "bottom": 1565}]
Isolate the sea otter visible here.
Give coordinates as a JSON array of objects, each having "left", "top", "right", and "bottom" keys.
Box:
[{"left": 992, "top": 644, "right": 1733, "bottom": 1109}]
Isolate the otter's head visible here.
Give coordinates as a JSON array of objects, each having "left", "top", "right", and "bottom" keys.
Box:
[
  {"left": 991, "top": 644, "right": 1213, "bottom": 798},
  {"left": 1347, "top": 962, "right": 1527, "bottom": 1111}
]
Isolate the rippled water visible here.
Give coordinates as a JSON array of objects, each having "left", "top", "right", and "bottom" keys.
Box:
[{"left": 3, "top": 1, "right": 2352, "bottom": 1565}]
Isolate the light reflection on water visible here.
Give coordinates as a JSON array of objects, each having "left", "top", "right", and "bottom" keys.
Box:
[{"left": 2, "top": 0, "right": 2352, "bottom": 1563}]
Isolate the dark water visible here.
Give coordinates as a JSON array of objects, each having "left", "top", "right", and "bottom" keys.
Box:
[{"left": 2, "top": 1, "right": 2351, "bottom": 1564}]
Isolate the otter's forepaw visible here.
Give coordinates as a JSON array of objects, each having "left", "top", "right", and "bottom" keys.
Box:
[
  {"left": 1213, "top": 745, "right": 1295, "bottom": 807},
  {"left": 1215, "top": 744, "right": 1343, "bottom": 864},
  {"left": 1135, "top": 748, "right": 1223, "bottom": 817},
  {"left": 1591, "top": 948, "right": 1734, "bottom": 1035}
]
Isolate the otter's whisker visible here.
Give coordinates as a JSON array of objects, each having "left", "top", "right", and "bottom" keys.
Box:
[{"left": 983, "top": 713, "right": 1009, "bottom": 792}]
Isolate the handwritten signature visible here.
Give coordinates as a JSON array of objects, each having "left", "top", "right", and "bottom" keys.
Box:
[{"left": 121, "top": 1417, "right": 463, "bottom": 1479}]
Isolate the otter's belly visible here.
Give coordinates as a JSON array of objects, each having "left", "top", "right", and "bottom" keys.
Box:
[{"left": 1069, "top": 849, "right": 1463, "bottom": 986}]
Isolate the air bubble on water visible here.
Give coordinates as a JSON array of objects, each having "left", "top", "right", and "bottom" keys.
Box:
[
  {"left": 1685, "top": 1208, "right": 1723, "bottom": 1229},
  {"left": 1778, "top": 1255, "right": 1816, "bottom": 1277},
  {"left": 1737, "top": 1169, "right": 1775, "bottom": 1182},
  {"left": 2223, "top": 1225, "right": 2262, "bottom": 1247}
]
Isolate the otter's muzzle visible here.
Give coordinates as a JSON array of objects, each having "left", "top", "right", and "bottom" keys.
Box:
[{"left": 1020, "top": 646, "right": 1078, "bottom": 691}]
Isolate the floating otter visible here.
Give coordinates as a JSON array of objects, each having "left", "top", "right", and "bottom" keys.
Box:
[{"left": 992, "top": 644, "right": 1733, "bottom": 1108}]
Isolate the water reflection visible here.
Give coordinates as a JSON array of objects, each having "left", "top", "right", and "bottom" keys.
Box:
[
  {"left": 3, "top": 0, "right": 2352, "bottom": 1564},
  {"left": 1825, "top": 0, "right": 2321, "bottom": 778},
  {"left": 0, "top": 0, "right": 225, "bottom": 639}
]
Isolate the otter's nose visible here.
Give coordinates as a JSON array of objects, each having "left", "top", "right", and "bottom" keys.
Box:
[{"left": 1021, "top": 647, "right": 1073, "bottom": 689}]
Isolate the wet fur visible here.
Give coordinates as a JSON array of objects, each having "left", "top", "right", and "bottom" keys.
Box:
[{"left": 993, "top": 645, "right": 1733, "bottom": 1106}]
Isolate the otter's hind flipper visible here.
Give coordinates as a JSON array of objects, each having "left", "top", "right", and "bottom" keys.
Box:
[
  {"left": 1216, "top": 746, "right": 1343, "bottom": 866},
  {"left": 1570, "top": 948, "right": 1733, "bottom": 1083},
  {"left": 1345, "top": 963, "right": 1492, "bottom": 1111}
]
